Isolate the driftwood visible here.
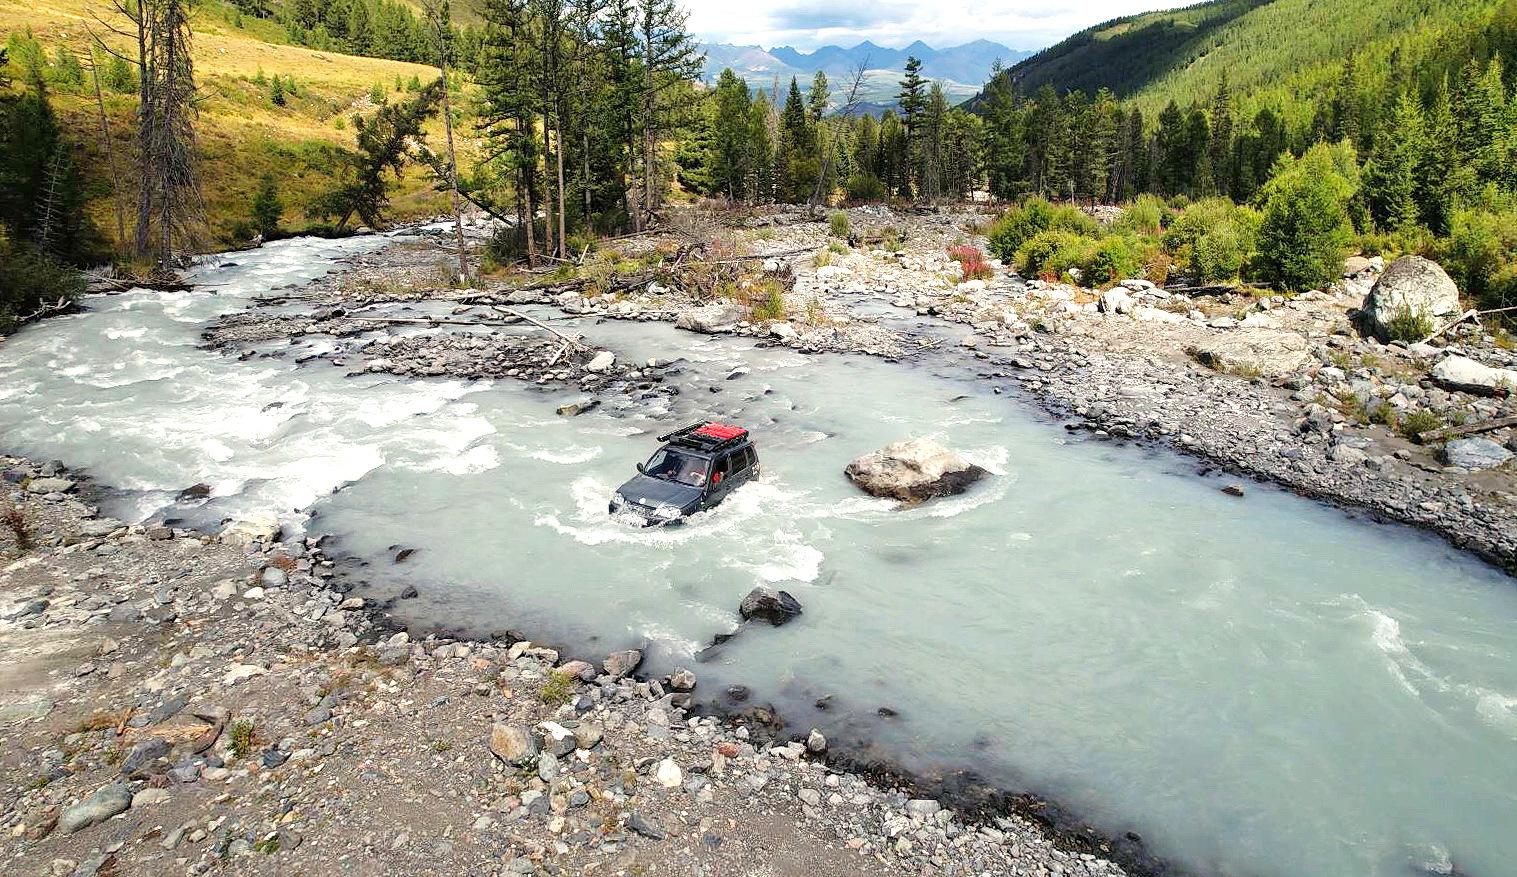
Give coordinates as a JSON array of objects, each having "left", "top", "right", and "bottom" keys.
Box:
[
  {"left": 1418, "top": 309, "right": 1480, "bottom": 345},
  {"left": 490, "top": 306, "right": 589, "bottom": 350},
  {"left": 351, "top": 316, "right": 524, "bottom": 328},
  {"left": 1416, "top": 416, "right": 1517, "bottom": 444}
]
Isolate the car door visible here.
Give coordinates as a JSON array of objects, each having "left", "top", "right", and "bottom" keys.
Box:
[{"left": 707, "top": 453, "right": 736, "bottom": 505}]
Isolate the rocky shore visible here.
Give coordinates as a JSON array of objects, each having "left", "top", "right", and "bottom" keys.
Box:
[{"left": 0, "top": 455, "right": 1139, "bottom": 877}]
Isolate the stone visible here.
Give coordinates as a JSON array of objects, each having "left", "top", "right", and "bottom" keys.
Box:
[
  {"left": 0, "top": 697, "right": 54, "bottom": 725},
  {"left": 806, "top": 728, "right": 827, "bottom": 753},
  {"left": 738, "top": 587, "right": 803, "bottom": 627},
  {"left": 59, "top": 783, "right": 131, "bottom": 834},
  {"left": 844, "top": 438, "right": 989, "bottom": 505},
  {"left": 556, "top": 401, "right": 600, "bottom": 417},
  {"left": 1221, "top": 484, "right": 1246, "bottom": 498},
  {"left": 1344, "top": 256, "right": 1373, "bottom": 276},
  {"left": 674, "top": 303, "right": 745, "bottom": 334},
  {"left": 1429, "top": 355, "right": 1517, "bottom": 397},
  {"left": 27, "top": 477, "right": 76, "bottom": 494},
  {"left": 585, "top": 351, "right": 616, "bottom": 373},
  {"left": 602, "top": 649, "right": 642, "bottom": 680},
  {"left": 770, "top": 322, "right": 799, "bottom": 341},
  {"left": 219, "top": 514, "right": 281, "bottom": 546},
  {"left": 489, "top": 724, "right": 538, "bottom": 766},
  {"left": 905, "top": 799, "right": 942, "bottom": 818},
  {"left": 815, "top": 265, "right": 851, "bottom": 279},
  {"left": 557, "top": 660, "right": 596, "bottom": 681},
  {"left": 625, "top": 812, "right": 666, "bottom": 840},
  {"left": 260, "top": 567, "right": 288, "bottom": 588},
  {"left": 131, "top": 788, "right": 171, "bottom": 808},
  {"left": 1442, "top": 438, "right": 1512, "bottom": 470},
  {"left": 537, "top": 721, "right": 577, "bottom": 757},
  {"left": 1186, "top": 331, "right": 1311, "bottom": 379},
  {"left": 1359, "top": 256, "right": 1462, "bottom": 341},
  {"left": 1327, "top": 444, "right": 1369, "bottom": 465},
  {"left": 1097, "top": 288, "right": 1134, "bottom": 315},
  {"left": 654, "top": 758, "right": 683, "bottom": 788},
  {"left": 1119, "top": 278, "right": 1155, "bottom": 292},
  {"left": 667, "top": 667, "right": 696, "bottom": 691},
  {"left": 120, "top": 738, "right": 171, "bottom": 774}
]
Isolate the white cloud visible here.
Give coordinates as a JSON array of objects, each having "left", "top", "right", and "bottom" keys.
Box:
[{"left": 682, "top": 0, "right": 1183, "bottom": 52}]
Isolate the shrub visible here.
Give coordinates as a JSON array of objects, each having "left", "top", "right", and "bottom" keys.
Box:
[
  {"left": 1, "top": 503, "right": 30, "bottom": 551},
  {"left": 1017, "top": 230, "right": 1098, "bottom": 281},
  {"left": 1084, "top": 236, "right": 1143, "bottom": 286},
  {"left": 750, "top": 292, "right": 787, "bottom": 321},
  {"left": 1440, "top": 208, "right": 1517, "bottom": 309},
  {"left": 1384, "top": 306, "right": 1436, "bottom": 342},
  {"left": 250, "top": 174, "right": 283, "bottom": 238},
  {"left": 0, "top": 233, "right": 84, "bottom": 333},
  {"left": 1253, "top": 143, "right": 1359, "bottom": 291},
  {"left": 987, "top": 198, "right": 1056, "bottom": 262},
  {"left": 811, "top": 248, "right": 833, "bottom": 268},
  {"left": 846, "top": 173, "right": 887, "bottom": 202},
  {"left": 228, "top": 721, "right": 255, "bottom": 760},
  {"left": 947, "top": 245, "right": 982, "bottom": 263},
  {"left": 828, "top": 211, "right": 849, "bottom": 239},
  {"left": 1120, "top": 194, "right": 1169, "bottom": 235},
  {"left": 540, "top": 671, "right": 575, "bottom": 707},
  {"left": 960, "top": 260, "right": 995, "bottom": 282},
  {"left": 1398, "top": 409, "right": 1444, "bottom": 442}
]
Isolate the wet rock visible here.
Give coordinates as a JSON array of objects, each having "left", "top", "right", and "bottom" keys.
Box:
[
  {"left": 177, "top": 483, "right": 212, "bottom": 502},
  {"left": 674, "top": 303, "right": 745, "bottom": 334},
  {"left": 844, "top": 438, "right": 988, "bottom": 505},
  {"left": 739, "top": 587, "right": 803, "bottom": 626},
  {"left": 59, "top": 783, "right": 131, "bottom": 833},
  {"left": 1221, "top": 484, "right": 1246, "bottom": 498},
  {"left": 488, "top": 724, "right": 538, "bottom": 766},
  {"left": 556, "top": 400, "right": 600, "bottom": 417},
  {"left": 220, "top": 514, "right": 281, "bottom": 546},
  {"left": 585, "top": 351, "right": 616, "bottom": 373},
  {"left": 1186, "top": 331, "right": 1310, "bottom": 379},
  {"left": 1442, "top": 438, "right": 1513, "bottom": 470},
  {"left": 806, "top": 728, "right": 827, "bottom": 753},
  {"left": 1429, "top": 355, "right": 1517, "bottom": 397},
  {"left": 602, "top": 649, "right": 643, "bottom": 680},
  {"left": 1359, "top": 256, "right": 1461, "bottom": 341},
  {"left": 27, "top": 477, "right": 75, "bottom": 494},
  {"left": 668, "top": 667, "right": 697, "bottom": 691}
]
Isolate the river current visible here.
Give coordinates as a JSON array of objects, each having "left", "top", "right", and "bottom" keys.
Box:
[{"left": 3, "top": 231, "right": 1516, "bottom": 877}]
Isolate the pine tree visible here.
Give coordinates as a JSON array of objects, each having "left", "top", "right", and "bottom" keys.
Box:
[
  {"left": 897, "top": 57, "right": 927, "bottom": 196},
  {"left": 1363, "top": 91, "right": 1423, "bottom": 232},
  {"left": 250, "top": 172, "right": 283, "bottom": 236},
  {"left": 808, "top": 71, "right": 829, "bottom": 123}
]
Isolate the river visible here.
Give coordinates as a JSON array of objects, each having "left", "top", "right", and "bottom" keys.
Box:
[{"left": 3, "top": 231, "right": 1516, "bottom": 877}]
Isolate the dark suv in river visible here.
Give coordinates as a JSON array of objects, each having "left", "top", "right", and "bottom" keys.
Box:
[{"left": 610, "top": 422, "right": 760, "bottom": 524}]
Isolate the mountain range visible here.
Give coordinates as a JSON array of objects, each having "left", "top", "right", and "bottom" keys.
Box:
[{"left": 700, "top": 39, "right": 1033, "bottom": 108}]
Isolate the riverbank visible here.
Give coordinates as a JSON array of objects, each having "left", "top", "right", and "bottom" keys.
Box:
[{"left": 0, "top": 454, "right": 1135, "bottom": 877}]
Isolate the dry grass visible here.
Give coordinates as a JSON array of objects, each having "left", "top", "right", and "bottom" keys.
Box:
[{"left": 2, "top": 0, "right": 458, "bottom": 246}]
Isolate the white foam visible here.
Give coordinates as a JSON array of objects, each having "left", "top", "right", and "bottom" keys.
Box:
[{"left": 530, "top": 446, "right": 602, "bottom": 465}]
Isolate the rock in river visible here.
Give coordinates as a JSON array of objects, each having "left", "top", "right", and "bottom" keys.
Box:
[
  {"left": 674, "top": 303, "right": 745, "bottom": 334},
  {"left": 1358, "top": 255, "right": 1462, "bottom": 341},
  {"left": 739, "top": 587, "right": 803, "bottom": 626},
  {"left": 844, "top": 438, "right": 988, "bottom": 505},
  {"left": 602, "top": 649, "right": 643, "bottom": 680}
]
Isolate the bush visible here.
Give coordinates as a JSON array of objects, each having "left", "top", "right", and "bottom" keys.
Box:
[
  {"left": 1440, "top": 208, "right": 1517, "bottom": 309},
  {"left": 0, "top": 233, "right": 84, "bottom": 332},
  {"left": 960, "top": 260, "right": 995, "bottom": 282},
  {"left": 828, "top": 211, "right": 849, "bottom": 239},
  {"left": 1398, "top": 409, "right": 1444, "bottom": 442},
  {"left": 988, "top": 198, "right": 1100, "bottom": 264},
  {"left": 1085, "top": 236, "right": 1144, "bottom": 285},
  {"left": 846, "top": 173, "right": 887, "bottom": 202},
  {"left": 811, "top": 248, "right": 833, "bottom": 268},
  {"left": 1253, "top": 143, "right": 1359, "bottom": 291},
  {"left": 947, "top": 245, "right": 982, "bottom": 263},
  {"left": 1384, "top": 306, "right": 1436, "bottom": 342},
  {"left": 1017, "top": 230, "right": 1099, "bottom": 281},
  {"left": 1120, "top": 194, "right": 1169, "bottom": 236},
  {"left": 250, "top": 174, "right": 283, "bottom": 237}
]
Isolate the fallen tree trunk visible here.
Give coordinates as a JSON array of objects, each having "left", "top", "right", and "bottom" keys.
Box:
[{"left": 1416, "top": 415, "right": 1517, "bottom": 444}]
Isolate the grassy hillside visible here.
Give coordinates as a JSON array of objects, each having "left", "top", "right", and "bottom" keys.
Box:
[
  {"left": 1004, "top": 0, "right": 1506, "bottom": 119},
  {"left": 0, "top": 0, "right": 455, "bottom": 250}
]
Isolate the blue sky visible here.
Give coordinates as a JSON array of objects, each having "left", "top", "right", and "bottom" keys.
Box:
[{"left": 683, "top": 0, "right": 1184, "bottom": 51}]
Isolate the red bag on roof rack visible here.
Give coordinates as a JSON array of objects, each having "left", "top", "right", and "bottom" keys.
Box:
[{"left": 694, "top": 423, "right": 746, "bottom": 440}]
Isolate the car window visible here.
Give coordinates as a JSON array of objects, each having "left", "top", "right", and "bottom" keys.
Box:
[
  {"left": 743, "top": 447, "right": 757, "bottom": 470},
  {"left": 645, "top": 449, "right": 708, "bottom": 486}
]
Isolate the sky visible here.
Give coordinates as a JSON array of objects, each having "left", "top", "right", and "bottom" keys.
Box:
[{"left": 682, "top": 0, "right": 1184, "bottom": 52}]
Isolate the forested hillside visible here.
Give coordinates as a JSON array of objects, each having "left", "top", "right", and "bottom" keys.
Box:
[{"left": 1003, "top": 0, "right": 1506, "bottom": 119}]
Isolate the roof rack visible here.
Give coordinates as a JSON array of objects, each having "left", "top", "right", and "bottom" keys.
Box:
[{"left": 658, "top": 421, "right": 750, "bottom": 453}]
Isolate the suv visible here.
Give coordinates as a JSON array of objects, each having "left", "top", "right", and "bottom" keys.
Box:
[{"left": 610, "top": 422, "right": 760, "bottom": 524}]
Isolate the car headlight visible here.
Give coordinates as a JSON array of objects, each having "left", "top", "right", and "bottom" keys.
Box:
[{"left": 651, "top": 504, "right": 683, "bottom": 520}]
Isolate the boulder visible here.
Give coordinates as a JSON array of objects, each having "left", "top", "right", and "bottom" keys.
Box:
[
  {"left": 674, "top": 303, "right": 745, "bottom": 334},
  {"left": 1429, "top": 355, "right": 1517, "bottom": 397},
  {"left": 584, "top": 351, "right": 615, "bottom": 373},
  {"left": 1358, "top": 256, "right": 1461, "bottom": 340},
  {"left": 843, "top": 439, "right": 988, "bottom": 505},
  {"left": 1186, "top": 331, "right": 1310, "bottom": 378},
  {"left": 815, "top": 265, "right": 851, "bottom": 279},
  {"left": 1097, "top": 288, "right": 1134, "bottom": 315},
  {"left": 488, "top": 724, "right": 538, "bottom": 766},
  {"left": 219, "top": 514, "right": 281, "bottom": 546},
  {"left": 602, "top": 649, "right": 642, "bottom": 680},
  {"left": 27, "top": 477, "right": 76, "bottom": 494},
  {"left": 1442, "top": 438, "right": 1513, "bottom": 470},
  {"left": 59, "top": 783, "right": 132, "bottom": 834},
  {"left": 739, "top": 587, "right": 803, "bottom": 626}
]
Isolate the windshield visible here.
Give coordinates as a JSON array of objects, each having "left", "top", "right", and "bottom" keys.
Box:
[{"left": 644, "top": 448, "right": 708, "bottom": 487}]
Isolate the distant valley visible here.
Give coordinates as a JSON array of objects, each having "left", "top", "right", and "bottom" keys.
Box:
[{"left": 700, "top": 39, "right": 1034, "bottom": 112}]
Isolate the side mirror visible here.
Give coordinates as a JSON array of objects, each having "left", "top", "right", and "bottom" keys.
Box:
[{"left": 636, "top": 462, "right": 645, "bottom": 474}]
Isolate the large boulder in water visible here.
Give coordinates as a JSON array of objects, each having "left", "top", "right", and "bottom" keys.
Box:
[
  {"left": 739, "top": 587, "right": 802, "bottom": 626},
  {"left": 844, "top": 439, "right": 988, "bottom": 505},
  {"left": 1358, "top": 255, "right": 1462, "bottom": 341},
  {"left": 675, "top": 303, "right": 745, "bottom": 334}
]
